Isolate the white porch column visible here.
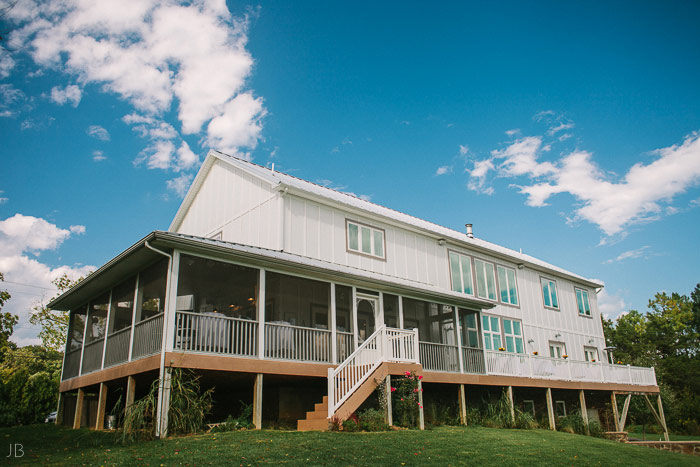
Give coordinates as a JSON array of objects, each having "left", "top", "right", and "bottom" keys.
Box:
[
  {"left": 77, "top": 307, "right": 90, "bottom": 376},
  {"left": 351, "top": 286, "right": 358, "bottom": 349},
  {"left": 610, "top": 392, "right": 621, "bottom": 431},
  {"left": 418, "top": 378, "right": 425, "bottom": 430},
  {"left": 162, "top": 250, "right": 180, "bottom": 353},
  {"left": 257, "top": 269, "right": 266, "bottom": 359},
  {"left": 378, "top": 291, "right": 385, "bottom": 327},
  {"left": 398, "top": 296, "right": 404, "bottom": 329},
  {"left": 384, "top": 375, "right": 393, "bottom": 426},
  {"left": 127, "top": 274, "right": 140, "bottom": 362},
  {"left": 579, "top": 390, "right": 589, "bottom": 434},
  {"left": 155, "top": 367, "right": 172, "bottom": 438},
  {"left": 330, "top": 283, "right": 337, "bottom": 364},
  {"left": 253, "top": 373, "right": 263, "bottom": 429},
  {"left": 156, "top": 248, "right": 178, "bottom": 439},
  {"left": 546, "top": 388, "right": 556, "bottom": 431}
]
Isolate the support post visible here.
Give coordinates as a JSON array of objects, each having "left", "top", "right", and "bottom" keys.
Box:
[
  {"left": 351, "top": 287, "right": 358, "bottom": 349},
  {"left": 73, "top": 388, "right": 84, "bottom": 429},
  {"left": 620, "top": 394, "right": 631, "bottom": 431},
  {"left": 330, "top": 283, "right": 337, "bottom": 364},
  {"left": 579, "top": 389, "right": 589, "bottom": 435},
  {"left": 257, "top": 269, "right": 266, "bottom": 359},
  {"left": 56, "top": 392, "right": 65, "bottom": 425},
  {"left": 458, "top": 384, "right": 467, "bottom": 426},
  {"left": 384, "top": 375, "right": 393, "bottom": 426},
  {"left": 453, "top": 307, "right": 464, "bottom": 374},
  {"left": 125, "top": 376, "right": 136, "bottom": 433},
  {"left": 96, "top": 383, "right": 107, "bottom": 430},
  {"left": 656, "top": 394, "right": 670, "bottom": 442},
  {"left": 100, "top": 290, "right": 113, "bottom": 370},
  {"left": 418, "top": 378, "right": 425, "bottom": 430},
  {"left": 128, "top": 274, "right": 140, "bottom": 362},
  {"left": 155, "top": 367, "right": 172, "bottom": 438},
  {"left": 253, "top": 373, "right": 263, "bottom": 430},
  {"left": 507, "top": 386, "right": 515, "bottom": 424},
  {"left": 611, "top": 392, "right": 620, "bottom": 431},
  {"left": 546, "top": 388, "right": 556, "bottom": 431}
]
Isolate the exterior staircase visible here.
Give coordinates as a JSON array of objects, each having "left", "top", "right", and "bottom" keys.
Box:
[{"left": 297, "top": 326, "right": 420, "bottom": 431}]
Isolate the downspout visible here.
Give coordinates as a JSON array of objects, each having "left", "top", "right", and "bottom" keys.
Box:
[{"left": 144, "top": 239, "right": 172, "bottom": 439}]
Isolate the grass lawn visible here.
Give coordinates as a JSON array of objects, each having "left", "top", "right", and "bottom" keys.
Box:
[
  {"left": 1, "top": 424, "right": 699, "bottom": 466},
  {"left": 628, "top": 432, "right": 700, "bottom": 442}
]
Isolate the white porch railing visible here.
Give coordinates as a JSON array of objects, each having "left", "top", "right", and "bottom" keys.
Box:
[
  {"left": 485, "top": 350, "right": 657, "bottom": 385},
  {"left": 336, "top": 331, "right": 354, "bottom": 362},
  {"left": 81, "top": 338, "right": 104, "bottom": 374},
  {"left": 328, "top": 326, "right": 418, "bottom": 418},
  {"left": 265, "top": 322, "right": 332, "bottom": 363},
  {"left": 462, "top": 346, "right": 486, "bottom": 374},
  {"left": 104, "top": 327, "right": 131, "bottom": 367},
  {"left": 175, "top": 311, "right": 257, "bottom": 357},
  {"left": 419, "top": 342, "right": 460, "bottom": 373},
  {"left": 132, "top": 313, "right": 164, "bottom": 359}
]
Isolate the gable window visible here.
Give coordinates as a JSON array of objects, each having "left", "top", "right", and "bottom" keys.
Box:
[
  {"left": 549, "top": 341, "right": 566, "bottom": 359},
  {"left": 502, "top": 318, "right": 524, "bottom": 353},
  {"left": 541, "top": 277, "right": 559, "bottom": 309},
  {"left": 449, "top": 251, "right": 474, "bottom": 295},
  {"left": 474, "top": 259, "right": 497, "bottom": 301},
  {"left": 575, "top": 288, "right": 591, "bottom": 316},
  {"left": 347, "top": 220, "right": 385, "bottom": 259},
  {"left": 584, "top": 346, "right": 598, "bottom": 362},
  {"left": 481, "top": 315, "right": 501, "bottom": 351},
  {"left": 497, "top": 265, "right": 519, "bottom": 306}
]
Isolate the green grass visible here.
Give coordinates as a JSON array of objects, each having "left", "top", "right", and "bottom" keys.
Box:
[
  {"left": 1, "top": 424, "right": 699, "bottom": 466},
  {"left": 628, "top": 432, "right": 700, "bottom": 442}
]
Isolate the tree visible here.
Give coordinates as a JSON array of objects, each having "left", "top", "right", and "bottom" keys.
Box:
[
  {"left": 30, "top": 274, "right": 85, "bottom": 351},
  {"left": 0, "top": 272, "right": 18, "bottom": 357}
]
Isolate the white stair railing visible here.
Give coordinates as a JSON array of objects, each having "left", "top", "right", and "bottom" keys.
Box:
[{"left": 327, "top": 326, "right": 418, "bottom": 418}]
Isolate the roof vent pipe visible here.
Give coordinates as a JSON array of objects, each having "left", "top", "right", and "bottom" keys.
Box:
[{"left": 465, "top": 224, "right": 474, "bottom": 238}]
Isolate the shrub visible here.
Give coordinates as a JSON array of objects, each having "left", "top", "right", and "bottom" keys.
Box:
[
  {"left": 391, "top": 371, "right": 422, "bottom": 428},
  {"left": 210, "top": 401, "right": 253, "bottom": 432}
]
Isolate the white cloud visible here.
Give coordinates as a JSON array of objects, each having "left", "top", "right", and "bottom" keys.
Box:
[
  {"left": 604, "top": 246, "right": 650, "bottom": 264},
  {"left": 176, "top": 141, "right": 198, "bottom": 170},
  {"left": 92, "top": 150, "right": 107, "bottom": 161},
  {"left": 558, "top": 133, "right": 572, "bottom": 142},
  {"left": 0, "top": 197, "right": 7, "bottom": 205},
  {"left": 166, "top": 173, "right": 194, "bottom": 198},
  {"left": 6, "top": 0, "right": 264, "bottom": 168},
  {"left": 50, "top": 84, "right": 82, "bottom": 107},
  {"left": 0, "top": 214, "right": 94, "bottom": 345},
  {"left": 0, "top": 84, "right": 24, "bottom": 117},
  {"left": 436, "top": 166, "right": 452, "bottom": 176},
  {"left": 459, "top": 145, "right": 469, "bottom": 156},
  {"left": 533, "top": 110, "right": 555, "bottom": 122},
  {"left": 548, "top": 121, "right": 575, "bottom": 136},
  {"left": 598, "top": 289, "right": 628, "bottom": 320},
  {"left": 0, "top": 48, "right": 15, "bottom": 79},
  {"left": 467, "top": 159, "right": 495, "bottom": 195},
  {"left": 468, "top": 131, "right": 700, "bottom": 236},
  {"left": 505, "top": 129, "right": 520, "bottom": 136},
  {"left": 86, "top": 124, "right": 110, "bottom": 141}
]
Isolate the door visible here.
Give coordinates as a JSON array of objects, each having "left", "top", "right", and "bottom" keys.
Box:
[{"left": 356, "top": 294, "right": 379, "bottom": 343}]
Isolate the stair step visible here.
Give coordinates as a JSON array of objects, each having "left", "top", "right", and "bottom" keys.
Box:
[
  {"left": 314, "top": 402, "right": 328, "bottom": 412},
  {"left": 306, "top": 409, "right": 327, "bottom": 420},
  {"left": 297, "top": 418, "right": 330, "bottom": 431}
]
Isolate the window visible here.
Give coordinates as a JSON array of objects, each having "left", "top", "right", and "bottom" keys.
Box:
[
  {"left": 575, "top": 288, "right": 591, "bottom": 316},
  {"left": 347, "top": 220, "right": 385, "bottom": 259},
  {"left": 503, "top": 319, "right": 524, "bottom": 353},
  {"left": 549, "top": 341, "right": 566, "bottom": 359},
  {"left": 523, "top": 400, "right": 536, "bottom": 417},
  {"left": 584, "top": 346, "right": 598, "bottom": 362},
  {"left": 497, "top": 265, "right": 518, "bottom": 305},
  {"left": 540, "top": 277, "right": 559, "bottom": 309},
  {"left": 555, "top": 401, "right": 566, "bottom": 417},
  {"left": 474, "top": 259, "right": 497, "bottom": 301},
  {"left": 482, "top": 315, "right": 502, "bottom": 350},
  {"left": 461, "top": 311, "right": 480, "bottom": 348},
  {"left": 266, "top": 272, "right": 330, "bottom": 328},
  {"left": 449, "top": 252, "right": 474, "bottom": 295}
]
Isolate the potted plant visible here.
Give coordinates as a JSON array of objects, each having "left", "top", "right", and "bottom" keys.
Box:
[{"left": 532, "top": 351, "right": 538, "bottom": 356}]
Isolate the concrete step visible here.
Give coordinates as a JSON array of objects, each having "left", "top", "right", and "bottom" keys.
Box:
[{"left": 297, "top": 418, "right": 330, "bottom": 431}]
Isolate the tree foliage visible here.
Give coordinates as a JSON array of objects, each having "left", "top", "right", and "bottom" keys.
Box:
[
  {"left": 30, "top": 274, "right": 85, "bottom": 351},
  {"left": 0, "top": 272, "right": 19, "bottom": 356},
  {"left": 603, "top": 283, "right": 700, "bottom": 434}
]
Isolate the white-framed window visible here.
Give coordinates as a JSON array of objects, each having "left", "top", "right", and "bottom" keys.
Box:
[
  {"left": 474, "top": 259, "right": 497, "bottom": 301},
  {"left": 497, "top": 265, "right": 519, "bottom": 306},
  {"left": 482, "top": 315, "right": 502, "bottom": 351},
  {"left": 555, "top": 401, "right": 566, "bottom": 417},
  {"left": 502, "top": 318, "right": 524, "bottom": 354},
  {"left": 540, "top": 277, "right": 559, "bottom": 309},
  {"left": 584, "top": 346, "right": 598, "bottom": 362},
  {"left": 549, "top": 341, "right": 566, "bottom": 359},
  {"left": 523, "top": 400, "right": 536, "bottom": 417},
  {"left": 575, "top": 288, "right": 591, "bottom": 316},
  {"left": 449, "top": 251, "right": 474, "bottom": 295},
  {"left": 346, "top": 220, "right": 385, "bottom": 259},
  {"left": 462, "top": 312, "right": 480, "bottom": 348}
]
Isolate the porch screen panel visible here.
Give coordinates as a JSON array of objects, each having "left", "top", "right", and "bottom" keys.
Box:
[
  {"left": 67, "top": 305, "right": 88, "bottom": 351},
  {"left": 265, "top": 272, "right": 330, "bottom": 328},
  {"left": 86, "top": 293, "right": 110, "bottom": 342},
  {"left": 137, "top": 258, "right": 168, "bottom": 321},
  {"left": 177, "top": 255, "right": 258, "bottom": 319},
  {"left": 383, "top": 294, "right": 399, "bottom": 328},
  {"left": 110, "top": 277, "right": 136, "bottom": 333},
  {"left": 335, "top": 285, "right": 352, "bottom": 333},
  {"left": 461, "top": 311, "right": 480, "bottom": 348}
]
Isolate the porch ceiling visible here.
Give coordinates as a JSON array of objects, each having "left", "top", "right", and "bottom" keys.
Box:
[{"left": 49, "top": 231, "right": 496, "bottom": 313}]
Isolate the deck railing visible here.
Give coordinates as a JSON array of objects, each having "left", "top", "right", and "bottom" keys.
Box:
[
  {"left": 175, "top": 311, "right": 257, "bottom": 357},
  {"left": 104, "top": 327, "right": 131, "bottom": 368},
  {"left": 328, "top": 326, "right": 419, "bottom": 417},
  {"left": 265, "top": 322, "right": 331, "bottom": 363},
  {"left": 81, "top": 338, "right": 104, "bottom": 374},
  {"left": 462, "top": 347, "right": 486, "bottom": 374},
  {"left": 336, "top": 331, "right": 354, "bottom": 362},
  {"left": 132, "top": 313, "right": 164, "bottom": 359},
  {"left": 419, "top": 342, "right": 460, "bottom": 373},
  {"left": 62, "top": 348, "right": 81, "bottom": 380}
]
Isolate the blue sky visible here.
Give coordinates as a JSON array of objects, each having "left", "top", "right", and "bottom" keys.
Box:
[{"left": 1, "top": 0, "right": 699, "bottom": 345}]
